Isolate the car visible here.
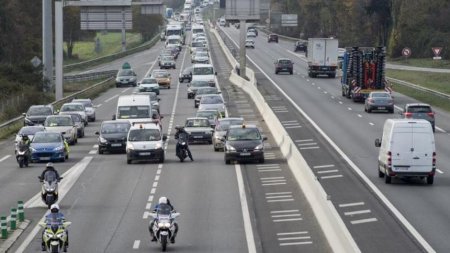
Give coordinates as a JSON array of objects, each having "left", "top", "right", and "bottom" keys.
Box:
[
  {"left": 187, "top": 80, "right": 213, "bottom": 99},
  {"left": 274, "top": 58, "right": 294, "bottom": 75},
  {"left": 159, "top": 55, "right": 176, "bottom": 69},
  {"left": 65, "top": 113, "right": 85, "bottom": 138},
  {"left": 185, "top": 23, "right": 191, "bottom": 31},
  {"left": 196, "top": 109, "right": 222, "bottom": 127},
  {"left": 137, "top": 77, "right": 160, "bottom": 95},
  {"left": 223, "top": 124, "right": 267, "bottom": 164},
  {"left": 115, "top": 68, "right": 137, "bottom": 87},
  {"left": 191, "top": 51, "right": 210, "bottom": 64},
  {"left": 126, "top": 121, "right": 167, "bottom": 164},
  {"left": 198, "top": 94, "right": 226, "bottom": 117},
  {"left": 191, "top": 47, "right": 209, "bottom": 56},
  {"left": 294, "top": 41, "right": 307, "bottom": 52},
  {"left": 179, "top": 66, "right": 193, "bottom": 83},
  {"left": 96, "top": 120, "right": 131, "bottom": 154},
  {"left": 72, "top": 98, "right": 96, "bottom": 122},
  {"left": 166, "top": 35, "right": 182, "bottom": 51},
  {"left": 219, "top": 18, "right": 226, "bottom": 26},
  {"left": 246, "top": 31, "right": 257, "bottom": 38},
  {"left": 132, "top": 90, "right": 161, "bottom": 113},
  {"left": 402, "top": 103, "right": 435, "bottom": 132},
  {"left": 190, "top": 41, "right": 206, "bottom": 54},
  {"left": 151, "top": 70, "right": 172, "bottom": 89},
  {"left": 212, "top": 117, "right": 244, "bottom": 151},
  {"left": 268, "top": 34, "right": 278, "bottom": 43},
  {"left": 194, "top": 87, "right": 220, "bottom": 108},
  {"left": 163, "top": 46, "right": 180, "bottom": 60},
  {"left": 15, "top": 126, "right": 46, "bottom": 145},
  {"left": 247, "top": 27, "right": 258, "bottom": 36},
  {"left": 364, "top": 92, "right": 394, "bottom": 113},
  {"left": 194, "top": 37, "right": 208, "bottom": 47},
  {"left": 44, "top": 115, "right": 78, "bottom": 145},
  {"left": 158, "top": 52, "right": 173, "bottom": 66},
  {"left": 59, "top": 102, "right": 88, "bottom": 126},
  {"left": 184, "top": 117, "right": 214, "bottom": 144},
  {"left": 192, "top": 32, "right": 206, "bottom": 40},
  {"left": 191, "top": 64, "right": 217, "bottom": 87},
  {"left": 30, "top": 131, "right": 69, "bottom": 163},
  {"left": 245, "top": 39, "right": 255, "bottom": 49},
  {"left": 23, "top": 105, "right": 54, "bottom": 126}
]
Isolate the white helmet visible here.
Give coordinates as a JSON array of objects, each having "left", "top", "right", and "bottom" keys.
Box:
[
  {"left": 158, "top": 197, "right": 168, "bottom": 204},
  {"left": 50, "top": 204, "right": 59, "bottom": 213}
]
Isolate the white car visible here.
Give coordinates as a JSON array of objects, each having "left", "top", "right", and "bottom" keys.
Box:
[
  {"left": 72, "top": 98, "right": 96, "bottom": 122},
  {"left": 126, "top": 121, "right": 167, "bottom": 164},
  {"left": 245, "top": 39, "right": 255, "bottom": 49},
  {"left": 191, "top": 51, "right": 210, "bottom": 64},
  {"left": 198, "top": 94, "right": 226, "bottom": 117},
  {"left": 44, "top": 115, "right": 78, "bottom": 145},
  {"left": 246, "top": 31, "right": 257, "bottom": 38},
  {"left": 59, "top": 102, "right": 88, "bottom": 126}
]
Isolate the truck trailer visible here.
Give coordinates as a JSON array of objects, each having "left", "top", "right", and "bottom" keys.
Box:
[{"left": 307, "top": 38, "right": 338, "bottom": 78}]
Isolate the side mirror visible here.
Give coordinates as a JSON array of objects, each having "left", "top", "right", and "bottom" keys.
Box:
[
  {"left": 95, "top": 131, "right": 100, "bottom": 135},
  {"left": 158, "top": 98, "right": 161, "bottom": 102},
  {"left": 22, "top": 113, "right": 26, "bottom": 116},
  {"left": 375, "top": 138, "right": 381, "bottom": 147},
  {"left": 61, "top": 132, "right": 66, "bottom": 135},
  {"left": 163, "top": 135, "right": 168, "bottom": 141},
  {"left": 112, "top": 114, "right": 116, "bottom": 120},
  {"left": 160, "top": 115, "right": 164, "bottom": 119},
  {"left": 263, "top": 136, "right": 268, "bottom": 141}
]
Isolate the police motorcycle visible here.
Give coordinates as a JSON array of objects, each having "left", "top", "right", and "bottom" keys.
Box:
[
  {"left": 149, "top": 205, "right": 180, "bottom": 252},
  {"left": 39, "top": 220, "right": 71, "bottom": 253}
]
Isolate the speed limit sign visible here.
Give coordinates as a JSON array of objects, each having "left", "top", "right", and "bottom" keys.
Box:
[{"left": 402, "top": 48, "right": 412, "bottom": 57}]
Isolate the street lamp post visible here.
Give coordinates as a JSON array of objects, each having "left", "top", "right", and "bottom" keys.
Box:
[{"left": 55, "top": 0, "right": 64, "bottom": 101}]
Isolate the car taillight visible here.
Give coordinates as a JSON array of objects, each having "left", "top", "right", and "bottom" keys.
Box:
[
  {"left": 387, "top": 151, "right": 392, "bottom": 167},
  {"left": 427, "top": 112, "right": 435, "bottom": 118},
  {"left": 432, "top": 152, "right": 436, "bottom": 166},
  {"left": 404, "top": 112, "right": 412, "bottom": 118}
]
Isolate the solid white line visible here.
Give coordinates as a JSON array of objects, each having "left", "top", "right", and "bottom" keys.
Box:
[
  {"left": 313, "top": 164, "right": 335, "bottom": 169},
  {"left": 295, "top": 139, "right": 313, "bottom": 142},
  {"left": 344, "top": 210, "right": 371, "bottom": 216},
  {"left": 96, "top": 104, "right": 103, "bottom": 108},
  {"left": 0, "top": 155, "right": 11, "bottom": 162},
  {"left": 280, "top": 241, "right": 313, "bottom": 246},
  {"left": 350, "top": 218, "right": 378, "bottom": 225},
  {"left": 321, "top": 175, "right": 344, "bottom": 179},
  {"left": 271, "top": 210, "right": 299, "bottom": 214},
  {"left": 278, "top": 236, "right": 311, "bottom": 241},
  {"left": 156, "top": 169, "right": 161, "bottom": 175},
  {"left": 435, "top": 126, "right": 446, "bottom": 133},
  {"left": 339, "top": 202, "right": 365, "bottom": 208},
  {"left": 133, "top": 240, "right": 140, "bottom": 249},
  {"left": 272, "top": 214, "right": 301, "bottom": 218},
  {"left": 88, "top": 150, "right": 97, "bottom": 154},
  {"left": 104, "top": 94, "right": 119, "bottom": 103},
  {"left": 273, "top": 218, "right": 303, "bottom": 222},
  {"left": 234, "top": 164, "right": 257, "bottom": 253},
  {"left": 317, "top": 169, "right": 339, "bottom": 174},
  {"left": 277, "top": 231, "right": 308, "bottom": 236},
  {"left": 121, "top": 88, "right": 130, "bottom": 93},
  {"left": 266, "top": 192, "right": 292, "bottom": 195}
]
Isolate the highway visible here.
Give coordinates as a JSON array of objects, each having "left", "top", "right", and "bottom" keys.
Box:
[
  {"left": 219, "top": 25, "right": 450, "bottom": 252},
  {"left": 1, "top": 21, "right": 331, "bottom": 253}
]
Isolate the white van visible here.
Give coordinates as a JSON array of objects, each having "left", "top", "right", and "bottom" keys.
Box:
[
  {"left": 115, "top": 95, "right": 153, "bottom": 123},
  {"left": 375, "top": 119, "right": 436, "bottom": 184}
]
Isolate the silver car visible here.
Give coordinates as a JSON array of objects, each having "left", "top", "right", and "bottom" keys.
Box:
[
  {"left": 402, "top": 103, "right": 436, "bottom": 132},
  {"left": 212, "top": 118, "right": 244, "bottom": 151},
  {"left": 198, "top": 94, "right": 226, "bottom": 117},
  {"left": 191, "top": 51, "right": 210, "bottom": 64},
  {"left": 364, "top": 92, "right": 394, "bottom": 113},
  {"left": 72, "top": 98, "right": 96, "bottom": 122},
  {"left": 59, "top": 103, "right": 88, "bottom": 126}
]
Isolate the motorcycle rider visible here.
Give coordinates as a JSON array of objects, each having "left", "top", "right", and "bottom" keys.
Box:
[
  {"left": 16, "top": 135, "right": 31, "bottom": 160},
  {"left": 149, "top": 197, "right": 179, "bottom": 243},
  {"left": 39, "top": 163, "right": 61, "bottom": 182},
  {"left": 174, "top": 125, "right": 193, "bottom": 161},
  {"left": 41, "top": 204, "right": 69, "bottom": 251}
]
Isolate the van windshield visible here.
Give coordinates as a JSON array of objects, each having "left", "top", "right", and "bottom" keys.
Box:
[
  {"left": 193, "top": 67, "right": 213, "bottom": 75},
  {"left": 118, "top": 106, "right": 150, "bottom": 119}
]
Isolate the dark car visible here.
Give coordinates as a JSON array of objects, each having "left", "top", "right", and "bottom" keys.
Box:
[
  {"left": 23, "top": 105, "right": 54, "bottom": 126},
  {"left": 179, "top": 66, "right": 193, "bottom": 83},
  {"left": 294, "top": 41, "right": 307, "bottom": 52},
  {"left": 274, "top": 58, "right": 294, "bottom": 75},
  {"left": 223, "top": 124, "right": 267, "bottom": 164},
  {"left": 95, "top": 120, "right": 131, "bottom": 154},
  {"left": 159, "top": 55, "right": 176, "bottom": 69},
  {"left": 187, "top": 80, "right": 212, "bottom": 99},
  {"left": 268, "top": 34, "right": 278, "bottom": 43},
  {"left": 364, "top": 92, "right": 394, "bottom": 113},
  {"left": 402, "top": 103, "right": 436, "bottom": 132},
  {"left": 194, "top": 87, "right": 220, "bottom": 108},
  {"left": 115, "top": 69, "right": 137, "bottom": 87}
]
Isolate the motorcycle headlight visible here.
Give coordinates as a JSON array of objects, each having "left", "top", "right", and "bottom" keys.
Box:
[
  {"left": 53, "top": 146, "right": 64, "bottom": 151},
  {"left": 158, "top": 222, "right": 164, "bottom": 228},
  {"left": 254, "top": 144, "right": 264, "bottom": 150},
  {"left": 126, "top": 143, "right": 134, "bottom": 151},
  {"left": 226, "top": 144, "right": 236, "bottom": 152},
  {"left": 45, "top": 231, "right": 55, "bottom": 238},
  {"left": 56, "top": 232, "right": 65, "bottom": 238},
  {"left": 99, "top": 137, "right": 108, "bottom": 143},
  {"left": 164, "top": 222, "right": 171, "bottom": 228}
]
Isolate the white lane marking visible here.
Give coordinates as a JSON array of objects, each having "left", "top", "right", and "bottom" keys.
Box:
[
  {"left": 350, "top": 218, "right": 378, "bottom": 225},
  {"left": 152, "top": 182, "right": 158, "bottom": 187},
  {"left": 154, "top": 175, "right": 160, "bottom": 181},
  {"left": 257, "top": 164, "right": 280, "bottom": 167},
  {"left": 145, "top": 203, "right": 152, "bottom": 210},
  {"left": 369, "top": 122, "right": 375, "bottom": 126},
  {"left": 436, "top": 169, "right": 444, "bottom": 174},
  {"left": 261, "top": 179, "right": 287, "bottom": 183},
  {"left": 148, "top": 195, "right": 154, "bottom": 202},
  {"left": 299, "top": 146, "right": 320, "bottom": 150},
  {"left": 257, "top": 166, "right": 280, "bottom": 169},
  {"left": 317, "top": 169, "right": 339, "bottom": 174},
  {"left": 104, "top": 94, "right": 119, "bottom": 103},
  {"left": 297, "top": 143, "right": 317, "bottom": 146},
  {"left": 235, "top": 164, "right": 257, "bottom": 253},
  {"left": 258, "top": 169, "right": 282, "bottom": 172},
  {"left": 267, "top": 199, "right": 294, "bottom": 203},
  {"left": 271, "top": 214, "right": 301, "bottom": 218},
  {"left": 17, "top": 157, "right": 93, "bottom": 253},
  {"left": 150, "top": 188, "right": 156, "bottom": 194},
  {"left": 88, "top": 150, "right": 97, "bottom": 154},
  {"left": 121, "top": 88, "right": 130, "bottom": 93},
  {"left": 278, "top": 236, "right": 311, "bottom": 241},
  {"left": 357, "top": 114, "right": 362, "bottom": 118},
  {"left": 285, "top": 126, "right": 302, "bottom": 129},
  {"left": 280, "top": 241, "right": 313, "bottom": 246},
  {"left": 331, "top": 96, "right": 335, "bottom": 99},
  {"left": 295, "top": 139, "right": 313, "bottom": 142},
  {"left": 96, "top": 104, "right": 103, "bottom": 108},
  {"left": 277, "top": 231, "right": 308, "bottom": 236},
  {"left": 261, "top": 176, "right": 284, "bottom": 180},
  {"left": 271, "top": 210, "right": 299, "bottom": 214},
  {"left": 348, "top": 107, "right": 352, "bottom": 111},
  {"left": 313, "top": 164, "right": 335, "bottom": 169},
  {"left": 0, "top": 155, "right": 11, "bottom": 162},
  {"left": 285, "top": 49, "right": 308, "bottom": 62},
  {"left": 266, "top": 192, "right": 292, "bottom": 195},
  {"left": 339, "top": 101, "right": 343, "bottom": 104},
  {"left": 263, "top": 182, "right": 287, "bottom": 186},
  {"left": 144, "top": 55, "right": 159, "bottom": 77},
  {"left": 133, "top": 240, "right": 140, "bottom": 249},
  {"left": 93, "top": 144, "right": 99, "bottom": 149},
  {"left": 344, "top": 210, "right": 371, "bottom": 216},
  {"left": 339, "top": 202, "right": 365, "bottom": 208},
  {"left": 273, "top": 218, "right": 303, "bottom": 222},
  {"left": 321, "top": 175, "right": 344, "bottom": 179},
  {"left": 266, "top": 195, "right": 293, "bottom": 199}
]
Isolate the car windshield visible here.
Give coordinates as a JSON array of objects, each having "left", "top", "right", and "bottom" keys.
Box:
[
  {"left": 196, "top": 88, "right": 217, "bottom": 95},
  {"left": 196, "top": 52, "right": 208, "bottom": 57},
  {"left": 61, "top": 104, "right": 84, "bottom": 112},
  {"left": 193, "top": 67, "right": 213, "bottom": 75},
  {"left": 196, "top": 111, "right": 216, "bottom": 119},
  {"left": 201, "top": 96, "right": 223, "bottom": 104},
  {"left": 279, "top": 60, "right": 291, "bottom": 64},
  {"left": 27, "top": 107, "right": 52, "bottom": 116},
  {"left": 216, "top": 120, "right": 244, "bottom": 131},
  {"left": 32, "top": 133, "right": 62, "bottom": 143},
  {"left": 162, "top": 56, "right": 173, "bottom": 61},
  {"left": 191, "top": 81, "right": 210, "bottom": 87},
  {"left": 69, "top": 114, "right": 82, "bottom": 123},
  {"left": 101, "top": 123, "right": 130, "bottom": 134},
  {"left": 118, "top": 69, "right": 134, "bottom": 76},
  {"left": 19, "top": 126, "right": 45, "bottom": 135},
  {"left": 128, "top": 129, "right": 161, "bottom": 141},
  {"left": 118, "top": 106, "right": 150, "bottom": 119},
  {"left": 168, "top": 39, "right": 180, "bottom": 44},
  {"left": 227, "top": 128, "right": 261, "bottom": 141},
  {"left": 183, "top": 67, "right": 193, "bottom": 74},
  {"left": 152, "top": 71, "right": 169, "bottom": 78},
  {"left": 141, "top": 78, "right": 157, "bottom": 84},
  {"left": 45, "top": 117, "right": 72, "bottom": 127},
  {"left": 72, "top": 100, "right": 93, "bottom": 107},
  {"left": 193, "top": 28, "right": 204, "bottom": 34},
  {"left": 408, "top": 106, "right": 432, "bottom": 113},
  {"left": 372, "top": 93, "right": 391, "bottom": 98},
  {"left": 185, "top": 119, "right": 210, "bottom": 127},
  {"left": 191, "top": 42, "right": 204, "bottom": 47}
]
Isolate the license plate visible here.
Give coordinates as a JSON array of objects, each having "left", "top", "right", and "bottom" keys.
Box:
[
  {"left": 395, "top": 166, "right": 409, "bottom": 171},
  {"left": 378, "top": 107, "right": 385, "bottom": 109},
  {"left": 193, "top": 136, "right": 203, "bottom": 138},
  {"left": 40, "top": 157, "right": 51, "bottom": 161},
  {"left": 140, "top": 152, "right": 151, "bottom": 156},
  {"left": 111, "top": 143, "right": 122, "bottom": 147},
  {"left": 240, "top": 152, "right": 251, "bottom": 156}
]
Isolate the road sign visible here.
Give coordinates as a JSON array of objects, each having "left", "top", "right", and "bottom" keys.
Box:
[
  {"left": 30, "top": 56, "right": 42, "bottom": 68},
  {"left": 225, "top": 0, "right": 260, "bottom": 22},
  {"left": 432, "top": 47, "right": 443, "bottom": 60},
  {"left": 281, "top": 14, "right": 297, "bottom": 27},
  {"left": 402, "top": 47, "right": 411, "bottom": 57},
  {"left": 80, "top": 6, "right": 132, "bottom": 30}
]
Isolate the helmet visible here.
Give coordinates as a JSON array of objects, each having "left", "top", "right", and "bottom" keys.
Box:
[
  {"left": 158, "top": 197, "right": 168, "bottom": 205},
  {"left": 22, "top": 135, "right": 29, "bottom": 140},
  {"left": 46, "top": 163, "right": 55, "bottom": 170},
  {"left": 50, "top": 204, "right": 59, "bottom": 213}
]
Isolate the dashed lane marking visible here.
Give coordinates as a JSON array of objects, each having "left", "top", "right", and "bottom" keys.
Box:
[
  {"left": 88, "top": 150, "right": 97, "bottom": 154},
  {"left": 344, "top": 210, "right": 371, "bottom": 216},
  {"left": 313, "top": 164, "right": 335, "bottom": 169},
  {"left": 0, "top": 155, "right": 11, "bottom": 162},
  {"left": 121, "top": 87, "right": 130, "bottom": 93},
  {"left": 320, "top": 175, "right": 343, "bottom": 179},
  {"left": 295, "top": 139, "right": 313, "bottom": 142},
  {"left": 133, "top": 240, "right": 140, "bottom": 249},
  {"left": 277, "top": 231, "right": 309, "bottom": 236},
  {"left": 299, "top": 146, "right": 320, "bottom": 150},
  {"left": 104, "top": 94, "right": 119, "bottom": 103},
  {"left": 369, "top": 122, "right": 375, "bottom": 126},
  {"left": 317, "top": 169, "right": 339, "bottom": 174},
  {"left": 339, "top": 202, "right": 365, "bottom": 208},
  {"left": 350, "top": 218, "right": 378, "bottom": 225},
  {"left": 271, "top": 210, "right": 299, "bottom": 214}
]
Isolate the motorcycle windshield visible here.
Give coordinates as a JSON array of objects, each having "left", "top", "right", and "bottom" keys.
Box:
[
  {"left": 157, "top": 204, "right": 172, "bottom": 215},
  {"left": 44, "top": 171, "right": 57, "bottom": 183},
  {"left": 178, "top": 132, "right": 188, "bottom": 142}
]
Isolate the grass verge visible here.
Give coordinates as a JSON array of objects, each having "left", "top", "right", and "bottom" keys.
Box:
[
  {"left": 386, "top": 70, "right": 450, "bottom": 94},
  {"left": 388, "top": 58, "right": 450, "bottom": 69},
  {"left": 391, "top": 82, "right": 450, "bottom": 112}
]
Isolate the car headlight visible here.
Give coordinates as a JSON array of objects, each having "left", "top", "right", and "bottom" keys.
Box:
[
  {"left": 155, "top": 142, "right": 162, "bottom": 149},
  {"left": 130, "top": 77, "right": 136, "bottom": 81},
  {"left": 226, "top": 144, "right": 236, "bottom": 151},
  {"left": 126, "top": 143, "right": 134, "bottom": 151},
  {"left": 53, "top": 146, "right": 64, "bottom": 151},
  {"left": 99, "top": 137, "right": 108, "bottom": 143},
  {"left": 24, "top": 118, "right": 32, "bottom": 123},
  {"left": 254, "top": 144, "right": 264, "bottom": 150},
  {"left": 115, "top": 78, "right": 120, "bottom": 82},
  {"left": 30, "top": 147, "right": 37, "bottom": 152}
]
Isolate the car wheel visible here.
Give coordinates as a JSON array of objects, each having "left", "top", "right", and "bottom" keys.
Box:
[
  {"left": 367, "top": 107, "right": 372, "bottom": 113},
  {"left": 168, "top": 86, "right": 171, "bottom": 89},
  {"left": 98, "top": 149, "right": 103, "bottom": 155},
  {"left": 389, "top": 108, "right": 394, "bottom": 114},
  {"left": 127, "top": 159, "right": 131, "bottom": 164},
  {"left": 275, "top": 71, "right": 278, "bottom": 75},
  {"left": 159, "top": 153, "right": 165, "bottom": 163},
  {"left": 378, "top": 167, "right": 384, "bottom": 178},
  {"left": 259, "top": 157, "right": 265, "bottom": 164},
  {"left": 427, "top": 175, "right": 434, "bottom": 185},
  {"left": 290, "top": 71, "right": 293, "bottom": 75},
  {"left": 384, "top": 169, "right": 392, "bottom": 184},
  {"left": 225, "top": 158, "right": 231, "bottom": 164},
  {"left": 214, "top": 146, "right": 219, "bottom": 152},
  {"left": 208, "top": 140, "right": 212, "bottom": 144}
]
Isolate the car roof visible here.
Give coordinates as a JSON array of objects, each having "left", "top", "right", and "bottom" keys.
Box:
[
  {"left": 405, "top": 103, "right": 431, "bottom": 107},
  {"left": 193, "top": 63, "right": 213, "bottom": 68},
  {"left": 62, "top": 102, "right": 84, "bottom": 106},
  {"left": 129, "top": 122, "right": 160, "bottom": 130},
  {"left": 186, "top": 117, "right": 209, "bottom": 120},
  {"left": 219, "top": 117, "right": 244, "bottom": 122},
  {"left": 102, "top": 120, "right": 131, "bottom": 125},
  {"left": 229, "top": 124, "right": 258, "bottom": 129},
  {"left": 47, "top": 115, "right": 71, "bottom": 119},
  {"left": 277, "top": 58, "right": 291, "bottom": 61}
]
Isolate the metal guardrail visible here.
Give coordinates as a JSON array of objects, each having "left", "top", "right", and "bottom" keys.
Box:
[
  {"left": 63, "top": 70, "right": 117, "bottom": 83},
  {"left": 386, "top": 77, "right": 450, "bottom": 100},
  {"left": 0, "top": 77, "right": 114, "bottom": 132}
]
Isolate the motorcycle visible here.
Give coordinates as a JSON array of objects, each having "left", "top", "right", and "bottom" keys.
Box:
[
  {"left": 176, "top": 132, "right": 189, "bottom": 162},
  {"left": 149, "top": 210, "right": 180, "bottom": 252},
  {"left": 15, "top": 142, "right": 30, "bottom": 168},
  {"left": 39, "top": 171, "right": 62, "bottom": 209},
  {"left": 39, "top": 221, "right": 71, "bottom": 253}
]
